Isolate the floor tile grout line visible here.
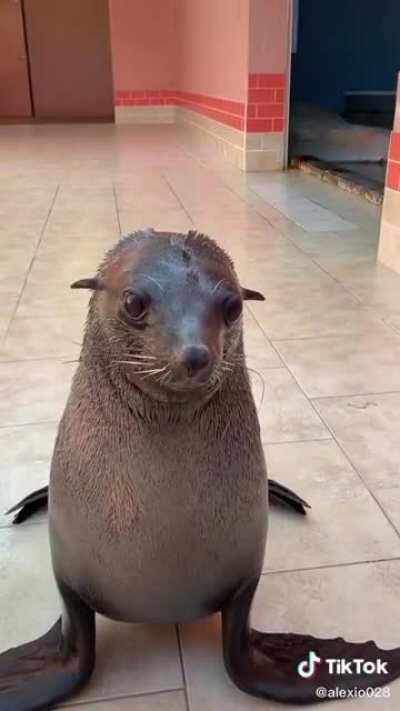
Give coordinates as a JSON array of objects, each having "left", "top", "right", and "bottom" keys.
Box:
[
  {"left": 0, "top": 356, "right": 79, "bottom": 365},
  {"left": 242, "top": 199, "right": 370, "bottom": 304},
  {"left": 0, "top": 419, "right": 58, "bottom": 429},
  {"left": 263, "top": 437, "right": 333, "bottom": 446},
  {"left": 270, "top": 353, "right": 400, "bottom": 543},
  {"left": 159, "top": 156, "right": 400, "bottom": 344},
  {"left": 3, "top": 185, "right": 60, "bottom": 341},
  {"left": 270, "top": 329, "right": 400, "bottom": 342},
  {"left": 112, "top": 181, "right": 122, "bottom": 236},
  {"left": 58, "top": 686, "right": 185, "bottom": 709},
  {"left": 159, "top": 140, "right": 382, "bottom": 324},
  {"left": 262, "top": 555, "right": 400, "bottom": 577},
  {"left": 310, "top": 390, "right": 400, "bottom": 401},
  {"left": 195, "top": 160, "right": 393, "bottom": 320},
  {"left": 175, "top": 625, "right": 191, "bottom": 711},
  {"left": 161, "top": 174, "right": 195, "bottom": 226},
  {"left": 248, "top": 203, "right": 399, "bottom": 330},
  {"left": 245, "top": 306, "right": 288, "bottom": 368}
]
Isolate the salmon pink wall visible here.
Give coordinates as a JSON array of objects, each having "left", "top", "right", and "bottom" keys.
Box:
[
  {"left": 110, "top": 0, "right": 290, "bottom": 139},
  {"left": 177, "top": 0, "right": 249, "bottom": 102},
  {"left": 108, "top": 0, "right": 177, "bottom": 92},
  {"left": 249, "top": 0, "right": 290, "bottom": 73},
  {"left": 109, "top": 0, "right": 289, "bottom": 103}
]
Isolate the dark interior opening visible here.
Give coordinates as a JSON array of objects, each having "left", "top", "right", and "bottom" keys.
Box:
[{"left": 289, "top": 0, "right": 399, "bottom": 202}]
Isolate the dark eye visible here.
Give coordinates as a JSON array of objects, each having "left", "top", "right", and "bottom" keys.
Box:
[
  {"left": 124, "top": 291, "right": 147, "bottom": 321},
  {"left": 222, "top": 295, "right": 242, "bottom": 325}
]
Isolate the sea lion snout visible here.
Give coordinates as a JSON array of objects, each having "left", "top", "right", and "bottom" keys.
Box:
[{"left": 180, "top": 344, "right": 211, "bottom": 377}]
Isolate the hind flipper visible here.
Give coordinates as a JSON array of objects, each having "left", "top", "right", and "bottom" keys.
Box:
[
  {"left": 6, "top": 485, "right": 48, "bottom": 524},
  {"left": 268, "top": 479, "right": 310, "bottom": 515},
  {"left": 0, "top": 580, "right": 95, "bottom": 711},
  {"left": 249, "top": 632, "right": 400, "bottom": 703},
  {"left": 222, "top": 580, "right": 400, "bottom": 704}
]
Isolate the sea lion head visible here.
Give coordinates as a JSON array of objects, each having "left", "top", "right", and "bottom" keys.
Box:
[{"left": 72, "top": 229, "right": 264, "bottom": 403}]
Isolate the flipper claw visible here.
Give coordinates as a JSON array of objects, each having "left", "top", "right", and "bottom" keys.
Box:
[
  {"left": 268, "top": 479, "right": 310, "bottom": 515},
  {"left": 6, "top": 486, "right": 48, "bottom": 524}
]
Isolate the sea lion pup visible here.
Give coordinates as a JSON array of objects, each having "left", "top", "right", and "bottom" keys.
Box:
[{"left": 1, "top": 229, "right": 400, "bottom": 710}]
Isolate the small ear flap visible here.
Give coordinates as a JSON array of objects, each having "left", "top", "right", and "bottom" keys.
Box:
[
  {"left": 70, "top": 277, "right": 103, "bottom": 290},
  {"left": 242, "top": 287, "right": 265, "bottom": 301}
]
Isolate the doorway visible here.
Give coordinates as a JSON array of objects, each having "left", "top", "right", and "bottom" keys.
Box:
[
  {"left": 0, "top": 0, "right": 114, "bottom": 120},
  {"left": 288, "top": 0, "right": 399, "bottom": 202}
]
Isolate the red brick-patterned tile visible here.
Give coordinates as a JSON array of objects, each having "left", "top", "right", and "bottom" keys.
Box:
[
  {"left": 387, "top": 161, "right": 400, "bottom": 190},
  {"left": 389, "top": 132, "right": 400, "bottom": 162},
  {"left": 246, "top": 118, "right": 273, "bottom": 132},
  {"left": 115, "top": 85, "right": 286, "bottom": 134},
  {"left": 257, "top": 103, "right": 284, "bottom": 118},
  {"left": 273, "top": 118, "right": 284, "bottom": 132},
  {"left": 258, "top": 73, "right": 285, "bottom": 88},
  {"left": 248, "top": 88, "right": 275, "bottom": 103}
]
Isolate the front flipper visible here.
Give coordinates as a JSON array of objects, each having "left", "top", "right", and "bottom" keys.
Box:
[
  {"left": 268, "top": 479, "right": 310, "bottom": 515},
  {"left": 9, "top": 480, "right": 310, "bottom": 523},
  {"left": 222, "top": 581, "right": 400, "bottom": 704},
  {"left": 0, "top": 581, "right": 95, "bottom": 711},
  {"left": 7, "top": 485, "right": 48, "bottom": 524}
]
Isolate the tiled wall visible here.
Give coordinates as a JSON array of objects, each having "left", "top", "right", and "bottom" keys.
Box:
[
  {"left": 115, "top": 90, "right": 177, "bottom": 107},
  {"left": 110, "top": 0, "right": 290, "bottom": 171},
  {"left": 114, "top": 73, "right": 286, "bottom": 171},
  {"left": 247, "top": 73, "right": 285, "bottom": 132},
  {"left": 244, "top": 72, "right": 286, "bottom": 171},
  {"left": 115, "top": 75, "right": 285, "bottom": 134}
]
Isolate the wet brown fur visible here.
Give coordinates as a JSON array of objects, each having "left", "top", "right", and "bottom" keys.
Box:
[{"left": 49, "top": 229, "right": 267, "bottom": 623}]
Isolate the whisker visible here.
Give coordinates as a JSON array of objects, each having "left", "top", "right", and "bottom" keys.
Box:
[
  {"left": 212, "top": 278, "right": 225, "bottom": 295},
  {"left": 120, "top": 354, "right": 157, "bottom": 361},
  {"left": 127, "top": 354, "right": 156, "bottom": 360},
  {"left": 136, "top": 273, "right": 164, "bottom": 293},
  {"left": 246, "top": 366, "right": 266, "bottom": 412},
  {"left": 139, "top": 367, "right": 167, "bottom": 375},
  {"left": 141, "top": 367, "right": 168, "bottom": 379},
  {"left": 220, "top": 365, "right": 233, "bottom": 373},
  {"left": 113, "top": 362, "right": 159, "bottom": 369},
  {"left": 111, "top": 360, "right": 155, "bottom": 366}
]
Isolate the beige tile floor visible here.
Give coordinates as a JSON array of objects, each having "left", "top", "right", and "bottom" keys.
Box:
[{"left": 1, "top": 124, "right": 400, "bottom": 709}]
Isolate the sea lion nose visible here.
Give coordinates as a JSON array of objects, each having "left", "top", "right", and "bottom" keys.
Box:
[{"left": 181, "top": 345, "right": 210, "bottom": 376}]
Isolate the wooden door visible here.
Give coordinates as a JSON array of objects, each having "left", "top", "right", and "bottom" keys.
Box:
[
  {"left": 0, "top": 0, "right": 32, "bottom": 117},
  {"left": 24, "top": 0, "right": 114, "bottom": 119}
]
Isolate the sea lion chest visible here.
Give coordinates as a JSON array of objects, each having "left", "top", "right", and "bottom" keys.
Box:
[{"left": 50, "top": 394, "right": 268, "bottom": 623}]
